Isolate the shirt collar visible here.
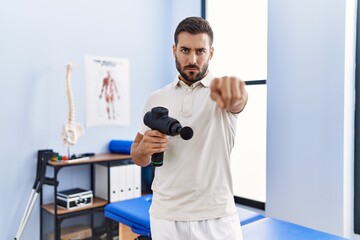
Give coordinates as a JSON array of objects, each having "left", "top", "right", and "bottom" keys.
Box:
[{"left": 171, "top": 72, "right": 214, "bottom": 88}]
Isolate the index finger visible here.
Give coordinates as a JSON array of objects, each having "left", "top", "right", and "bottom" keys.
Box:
[{"left": 146, "top": 130, "right": 167, "bottom": 138}]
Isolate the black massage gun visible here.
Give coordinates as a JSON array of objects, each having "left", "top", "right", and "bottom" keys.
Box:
[{"left": 143, "top": 106, "right": 193, "bottom": 167}]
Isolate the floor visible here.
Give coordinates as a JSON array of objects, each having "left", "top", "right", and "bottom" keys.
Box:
[{"left": 236, "top": 203, "right": 265, "bottom": 216}]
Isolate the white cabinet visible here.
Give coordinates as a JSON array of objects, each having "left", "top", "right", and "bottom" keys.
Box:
[{"left": 95, "top": 161, "right": 141, "bottom": 202}]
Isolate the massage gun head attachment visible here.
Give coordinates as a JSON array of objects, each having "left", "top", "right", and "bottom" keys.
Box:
[
  {"left": 143, "top": 107, "right": 193, "bottom": 140},
  {"left": 143, "top": 106, "right": 193, "bottom": 167}
]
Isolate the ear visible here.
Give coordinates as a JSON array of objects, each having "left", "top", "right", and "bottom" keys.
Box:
[
  {"left": 209, "top": 47, "right": 214, "bottom": 60},
  {"left": 172, "top": 44, "right": 177, "bottom": 57}
]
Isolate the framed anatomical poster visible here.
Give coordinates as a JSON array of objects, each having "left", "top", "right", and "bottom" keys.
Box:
[{"left": 85, "top": 55, "right": 130, "bottom": 127}]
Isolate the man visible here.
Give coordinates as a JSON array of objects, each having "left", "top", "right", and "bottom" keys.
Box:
[{"left": 131, "top": 16, "right": 248, "bottom": 240}]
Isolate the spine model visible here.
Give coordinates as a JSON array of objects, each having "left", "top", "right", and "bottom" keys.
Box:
[{"left": 61, "top": 62, "right": 84, "bottom": 147}]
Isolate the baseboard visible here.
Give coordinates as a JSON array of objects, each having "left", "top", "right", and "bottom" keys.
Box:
[{"left": 234, "top": 196, "right": 265, "bottom": 210}]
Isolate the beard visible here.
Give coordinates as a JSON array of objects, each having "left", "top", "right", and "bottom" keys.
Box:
[{"left": 175, "top": 57, "right": 209, "bottom": 84}]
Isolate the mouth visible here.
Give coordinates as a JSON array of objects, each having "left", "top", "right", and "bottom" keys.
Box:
[{"left": 184, "top": 67, "right": 199, "bottom": 71}]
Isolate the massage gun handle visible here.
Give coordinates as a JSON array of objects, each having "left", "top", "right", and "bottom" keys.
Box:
[{"left": 151, "top": 152, "right": 164, "bottom": 167}]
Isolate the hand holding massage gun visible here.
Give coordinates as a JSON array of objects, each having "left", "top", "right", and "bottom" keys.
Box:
[{"left": 143, "top": 106, "right": 193, "bottom": 167}]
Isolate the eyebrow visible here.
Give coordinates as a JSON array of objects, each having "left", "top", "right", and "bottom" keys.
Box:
[{"left": 179, "top": 46, "right": 207, "bottom": 51}]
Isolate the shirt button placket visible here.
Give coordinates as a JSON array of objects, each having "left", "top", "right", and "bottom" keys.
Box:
[{"left": 181, "top": 87, "right": 193, "bottom": 116}]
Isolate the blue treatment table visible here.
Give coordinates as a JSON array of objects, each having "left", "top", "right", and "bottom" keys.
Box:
[
  {"left": 242, "top": 217, "right": 349, "bottom": 240},
  {"left": 104, "top": 194, "right": 264, "bottom": 237},
  {"left": 105, "top": 195, "right": 152, "bottom": 237}
]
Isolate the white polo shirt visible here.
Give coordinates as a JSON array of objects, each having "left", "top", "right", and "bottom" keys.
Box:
[{"left": 139, "top": 72, "right": 238, "bottom": 221}]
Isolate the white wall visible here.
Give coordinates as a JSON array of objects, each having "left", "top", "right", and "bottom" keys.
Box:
[{"left": 266, "top": 0, "right": 356, "bottom": 238}]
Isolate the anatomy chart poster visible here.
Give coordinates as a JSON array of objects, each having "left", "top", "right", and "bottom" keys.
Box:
[{"left": 85, "top": 55, "right": 130, "bottom": 126}]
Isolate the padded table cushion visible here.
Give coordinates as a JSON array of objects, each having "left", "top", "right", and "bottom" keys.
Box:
[
  {"left": 104, "top": 194, "right": 265, "bottom": 237},
  {"left": 104, "top": 194, "right": 152, "bottom": 236},
  {"left": 242, "top": 218, "right": 348, "bottom": 240}
]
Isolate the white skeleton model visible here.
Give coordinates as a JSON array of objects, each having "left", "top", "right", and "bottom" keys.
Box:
[{"left": 61, "top": 62, "right": 84, "bottom": 147}]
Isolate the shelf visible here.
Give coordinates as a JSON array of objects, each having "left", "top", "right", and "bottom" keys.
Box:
[
  {"left": 47, "top": 153, "right": 132, "bottom": 167},
  {"left": 40, "top": 153, "right": 128, "bottom": 239},
  {"left": 42, "top": 197, "right": 108, "bottom": 215}
]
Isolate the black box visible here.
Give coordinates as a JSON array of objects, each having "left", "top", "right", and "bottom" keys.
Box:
[{"left": 57, "top": 188, "right": 93, "bottom": 209}]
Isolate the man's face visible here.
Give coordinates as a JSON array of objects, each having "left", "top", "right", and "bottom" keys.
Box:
[{"left": 173, "top": 32, "right": 214, "bottom": 85}]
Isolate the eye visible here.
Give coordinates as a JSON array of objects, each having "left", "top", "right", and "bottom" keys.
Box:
[
  {"left": 196, "top": 49, "right": 206, "bottom": 55},
  {"left": 180, "top": 48, "right": 189, "bottom": 54}
]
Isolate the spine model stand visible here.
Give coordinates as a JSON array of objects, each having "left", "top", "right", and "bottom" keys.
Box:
[
  {"left": 15, "top": 63, "right": 84, "bottom": 240},
  {"left": 61, "top": 62, "right": 84, "bottom": 154}
]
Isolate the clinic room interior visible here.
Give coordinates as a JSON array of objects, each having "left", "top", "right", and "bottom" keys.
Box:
[{"left": 2, "top": 0, "right": 360, "bottom": 239}]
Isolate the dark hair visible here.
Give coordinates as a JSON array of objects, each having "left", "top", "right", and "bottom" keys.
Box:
[{"left": 174, "top": 16, "right": 214, "bottom": 46}]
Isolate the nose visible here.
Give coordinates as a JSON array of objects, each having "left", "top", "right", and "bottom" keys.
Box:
[{"left": 188, "top": 53, "right": 197, "bottom": 65}]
